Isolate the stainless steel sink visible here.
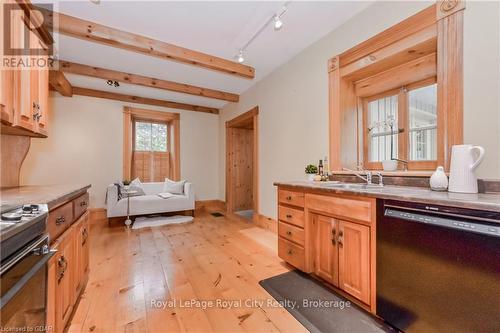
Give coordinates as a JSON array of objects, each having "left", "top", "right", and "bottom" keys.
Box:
[{"left": 319, "top": 182, "right": 383, "bottom": 189}]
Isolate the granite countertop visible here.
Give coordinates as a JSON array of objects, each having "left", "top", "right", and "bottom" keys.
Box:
[
  {"left": 274, "top": 181, "right": 500, "bottom": 213},
  {"left": 0, "top": 184, "right": 91, "bottom": 213}
]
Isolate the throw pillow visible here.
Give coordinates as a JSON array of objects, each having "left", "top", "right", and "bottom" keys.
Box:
[
  {"left": 162, "top": 178, "right": 186, "bottom": 195},
  {"left": 122, "top": 185, "right": 145, "bottom": 198}
]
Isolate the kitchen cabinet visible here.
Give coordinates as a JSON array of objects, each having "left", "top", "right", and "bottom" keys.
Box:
[
  {"left": 0, "top": 1, "right": 50, "bottom": 137},
  {"left": 312, "top": 214, "right": 338, "bottom": 286},
  {"left": 338, "top": 220, "right": 370, "bottom": 305},
  {"left": 46, "top": 195, "right": 90, "bottom": 333},
  {"left": 276, "top": 187, "right": 376, "bottom": 312}
]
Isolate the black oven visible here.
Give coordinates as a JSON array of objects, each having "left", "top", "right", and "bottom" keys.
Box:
[{"left": 1, "top": 234, "right": 55, "bottom": 332}]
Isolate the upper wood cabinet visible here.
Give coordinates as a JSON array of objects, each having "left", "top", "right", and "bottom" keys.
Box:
[{"left": 1, "top": 1, "right": 50, "bottom": 137}]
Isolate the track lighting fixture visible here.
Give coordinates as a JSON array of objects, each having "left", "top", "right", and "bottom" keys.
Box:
[
  {"left": 236, "top": 49, "right": 245, "bottom": 64},
  {"left": 106, "top": 80, "right": 120, "bottom": 87},
  {"left": 273, "top": 15, "right": 283, "bottom": 31}
]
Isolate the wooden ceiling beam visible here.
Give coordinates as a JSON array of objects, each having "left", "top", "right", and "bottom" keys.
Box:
[
  {"left": 46, "top": 10, "right": 255, "bottom": 79},
  {"left": 49, "top": 70, "right": 73, "bottom": 97},
  {"left": 72, "top": 87, "right": 219, "bottom": 115},
  {"left": 58, "top": 60, "right": 239, "bottom": 102}
]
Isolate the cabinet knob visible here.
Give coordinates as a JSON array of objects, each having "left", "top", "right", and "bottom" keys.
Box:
[
  {"left": 286, "top": 196, "right": 292, "bottom": 200},
  {"left": 287, "top": 249, "right": 293, "bottom": 255},
  {"left": 286, "top": 231, "right": 292, "bottom": 236},
  {"left": 286, "top": 214, "right": 292, "bottom": 219}
]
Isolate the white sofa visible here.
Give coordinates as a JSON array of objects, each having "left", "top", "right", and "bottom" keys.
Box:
[{"left": 106, "top": 182, "right": 195, "bottom": 218}]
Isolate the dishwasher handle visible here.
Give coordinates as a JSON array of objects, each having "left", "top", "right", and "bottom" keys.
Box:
[{"left": 384, "top": 208, "right": 500, "bottom": 238}]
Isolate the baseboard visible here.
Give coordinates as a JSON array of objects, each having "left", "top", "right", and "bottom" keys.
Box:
[
  {"left": 254, "top": 214, "right": 277, "bottom": 233},
  {"left": 195, "top": 200, "right": 226, "bottom": 211},
  {"left": 88, "top": 208, "right": 106, "bottom": 225}
]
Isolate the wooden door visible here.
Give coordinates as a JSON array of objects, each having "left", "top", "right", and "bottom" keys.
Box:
[
  {"left": 338, "top": 220, "right": 370, "bottom": 304},
  {"left": 55, "top": 231, "right": 74, "bottom": 333},
  {"left": 313, "top": 214, "right": 338, "bottom": 286}
]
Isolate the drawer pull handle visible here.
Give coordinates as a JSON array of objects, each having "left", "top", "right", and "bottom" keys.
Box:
[
  {"left": 80, "top": 201, "right": 87, "bottom": 207},
  {"left": 286, "top": 214, "right": 292, "bottom": 219},
  {"left": 287, "top": 249, "right": 293, "bottom": 255},
  {"left": 286, "top": 196, "right": 292, "bottom": 200},
  {"left": 286, "top": 231, "right": 292, "bottom": 236},
  {"left": 55, "top": 216, "right": 66, "bottom": 225}
]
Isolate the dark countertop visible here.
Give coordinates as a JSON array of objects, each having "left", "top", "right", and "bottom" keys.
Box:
[
  {"left": 0, "top": 184, "right": 91, "bottom": 213},
  {"left": 274, "top": 181, "right": 500, "bottom": 213}
]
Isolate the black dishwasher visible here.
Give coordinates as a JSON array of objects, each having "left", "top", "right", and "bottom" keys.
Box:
[{"left": 377, "top": 200, "right": 500, "bottom": 333}]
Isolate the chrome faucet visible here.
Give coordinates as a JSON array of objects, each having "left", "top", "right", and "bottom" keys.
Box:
[
  {"left": 343, "top": 168, "right": 384, "bottom": 187},
  {"left": 343, "top": 168, "right": 373, "bottom": 185}
]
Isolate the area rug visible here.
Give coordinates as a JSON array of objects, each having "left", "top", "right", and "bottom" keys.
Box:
[
  {"left": 259, "top": 270, "right": 394, "bottom": 333},
  {"left": 131, "top": 215, "right": 194, "bottom": 229}
]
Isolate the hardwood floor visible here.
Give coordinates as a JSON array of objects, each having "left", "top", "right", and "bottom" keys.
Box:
[{"left": 67, "top": 209, "right": 307, "bottom": 333}]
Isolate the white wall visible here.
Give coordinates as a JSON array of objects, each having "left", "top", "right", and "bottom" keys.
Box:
[
  {"left": 219, "top": 1, "right": 500, "bottom": 219},
  {"left": 21, "top": 94, "right": 220, "bottom": 208}
]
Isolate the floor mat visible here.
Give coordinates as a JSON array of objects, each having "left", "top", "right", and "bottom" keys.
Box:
[
  {"left": 259, "top": 270, "right": 394, "bottom": 333},
  {"left": 235, "top": 209, "right": 253, "bottom": 220}
]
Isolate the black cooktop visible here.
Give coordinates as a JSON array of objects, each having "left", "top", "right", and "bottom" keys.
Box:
[{"left": 0, "top": 204, "right": 48, "bottom": 263}]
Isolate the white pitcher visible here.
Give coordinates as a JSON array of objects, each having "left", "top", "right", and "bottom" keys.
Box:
[{"left": 448, "top": 145, "right": 485, "bottom": 193}]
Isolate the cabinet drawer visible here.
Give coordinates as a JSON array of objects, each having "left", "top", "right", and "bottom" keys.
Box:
[
  {"left": 278, "top": 237, "right": 305, "bottom": 270},
  {"left": 278, "top": 221, "right": 305, "bottom": 246},
  {"left": 73, "top": 193, "right": 89, "bottom": 219},
  {"left": 306, "top": 194, "right": 372, "bottom": 223},
  {"left": 48, "top": 202, "right": 74, "bottom": 243},
  {"left": 278, "top": 189, "right": 305, "bottom": 208},
  {"left": 278, "top": 205, "right": 304, "bottom": 228}
]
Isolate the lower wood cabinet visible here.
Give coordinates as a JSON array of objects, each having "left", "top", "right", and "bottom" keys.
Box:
[
  {"left": 47, "top": 211, "right": 90, "bottom": 333},
  {"left": 312, "top": 214, "right": 338, "bottom": 286},
  {"left": 276, "top": 187, "right": 376, "bottom": 312},
  {"left": 338, "top": 220, "right": 370, "bottom": 305}
]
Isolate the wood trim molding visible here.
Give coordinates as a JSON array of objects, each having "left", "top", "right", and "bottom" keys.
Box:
[
  {"left": 254, "top": 214, "right": 277, "bottom": 233},
  {"left": 72, "top": 87, "right": 219, "bottom": 114},
  {"left": 46, "top": 10, "right": 255, "bottom": 79},
  {"left": 226, "top": 106, "right": 259, "bottom": 128},
  {"left": 436, "top": 0, "right": 465, "bottom": 20},
  {"left": 328, "top": 2, "right": 464, "bottom": 172},
  {"left": 437, "top": 7, "right": 464, "bottom": 169},
  {"left": 338, "top": 4, "right": 437, "bottom": 67},
  {"left": 49, "top": 70, "right": 73, "bottom": 97},
  {"left": 58, "top": 60, "right": 239, "bottom": 102},
  {"left": 123, "top": 107, "right": 181, "bottom": 181},
  {"left": 195, "top": 200, "right": 226, "bottom": 211}
]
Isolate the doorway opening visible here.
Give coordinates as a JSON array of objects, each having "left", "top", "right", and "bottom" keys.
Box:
[{"left": 226, "top": 107, "right": 259, "bottom": 221}]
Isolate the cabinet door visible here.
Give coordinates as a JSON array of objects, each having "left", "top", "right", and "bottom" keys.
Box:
[
  {"left": 313, "top": 214, "right": 338, "bottom": 286},
  {"left": 46, "top": 241, "right": 59, "bottom": 333},
  {"left": 0, "top": 70, "right": 15, "bottom": 124},
  {"left": 36, "top": 49, "right": 49, "bottom": 135},
  {"left": 338, "top": 220, "right": 370, "bottom": 304},
  {"left": 73, "top": 212, "right": 89, "bottom": 297},
  {"left": 81, "top": 213, "right": 90, "bottom": 280},
  {"left": 55, "top": 232, "right": 74, "bottom": 333}
]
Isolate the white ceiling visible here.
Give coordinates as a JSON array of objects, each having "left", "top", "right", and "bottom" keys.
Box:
[{"left": 47, "top": 1, "right": 372, "bottom": 110}]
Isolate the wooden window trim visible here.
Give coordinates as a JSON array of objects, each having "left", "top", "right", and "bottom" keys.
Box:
[
  {"left": 329, "top": 1, "right": 464, "bottom": 172},
  {"left": 123, "top": 107, "right": 180, "bottom": 181},
  {"left": 362, "top": 78, "right": 438, "bottom": 171}
]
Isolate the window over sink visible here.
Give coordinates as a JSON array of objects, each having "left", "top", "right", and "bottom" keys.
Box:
[{"left": 363, "top": 81, "right": 438, "bottom": 170}]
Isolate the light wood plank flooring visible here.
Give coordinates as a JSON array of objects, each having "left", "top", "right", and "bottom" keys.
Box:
[{"left": 67, "top": 210, "right": 307, "bottom": 333}]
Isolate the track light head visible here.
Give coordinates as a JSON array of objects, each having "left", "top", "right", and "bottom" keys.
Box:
[
  {"left": 273, "top": 15, "right": 283, "bottom": 30},
  {"left": 236, "top": 49, "right": 245, "bottom": 63}
]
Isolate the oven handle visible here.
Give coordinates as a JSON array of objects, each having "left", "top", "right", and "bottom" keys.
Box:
[{"left": 0, "top": 247, "right": 56, "bottom": 310}]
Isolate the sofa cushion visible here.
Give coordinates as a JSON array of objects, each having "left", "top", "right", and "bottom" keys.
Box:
[
  {"left": 162, "top": 179, "right": 186, "bottom": 195},
  {"left": 116, "top": 194, "right": 192, "bottom": 216}
]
